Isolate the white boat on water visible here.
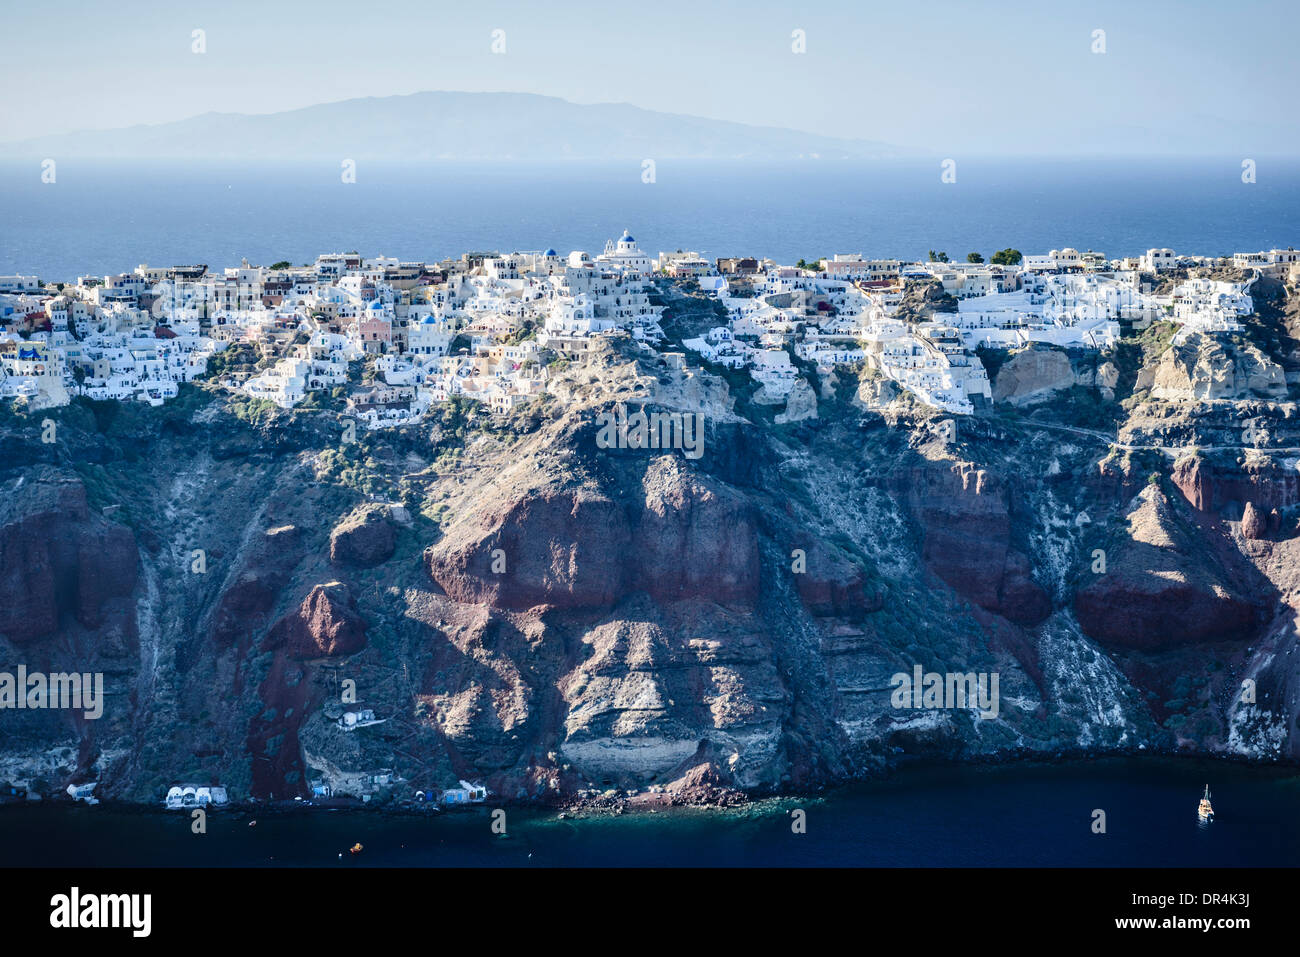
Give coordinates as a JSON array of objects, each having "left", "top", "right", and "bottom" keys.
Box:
[{"left": 1198, "top": 784, "right": 1214, "bottom": 821}]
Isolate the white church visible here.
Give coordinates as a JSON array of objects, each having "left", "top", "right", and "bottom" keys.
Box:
[{"left": 595, "top": 230, "right": 652, "bottom": 275}]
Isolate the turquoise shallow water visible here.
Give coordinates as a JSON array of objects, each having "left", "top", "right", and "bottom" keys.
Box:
[
  {"left": 1, "top": 759, "right": 1296, "bottom": 867},
  {"left": 2, "top": 157, "right": 1296, "bottom": 279}
]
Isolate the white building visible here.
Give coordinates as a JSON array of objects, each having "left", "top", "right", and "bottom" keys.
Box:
[
  {"left": 596, "top": 230, "right": 653, "bottom": 275},
  {"left": 1140, "top": 248, "right": 1178, "bottom": 273},
  {"left": 165, "top": 784, "right": 230, "bottom": 809}
]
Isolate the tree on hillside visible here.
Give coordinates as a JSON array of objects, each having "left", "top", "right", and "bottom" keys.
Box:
[
  {"left": 991, "top": 248, "right": 1022, "bottom": 265},
  {"left": 966, "top": 252, "right": 984, "bottom": 263},
  {"left": 928, "top": 250, "right": 950, "bottom": 263},
  {"left": 270, "top": 261, "right": 292, "bottom": 270}
]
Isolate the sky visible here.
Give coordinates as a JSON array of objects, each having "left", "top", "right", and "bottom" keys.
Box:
[{"left": 2, "top": 0, "right": 1296, "bottom": 155}]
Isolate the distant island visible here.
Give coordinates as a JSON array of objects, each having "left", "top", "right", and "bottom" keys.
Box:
[{"left": 0, "top": 91, "right": 897, "bottom": 162}]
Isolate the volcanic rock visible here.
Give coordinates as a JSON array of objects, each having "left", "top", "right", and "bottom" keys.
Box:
[
  {"left": 209, "top": 524, "right": 304, "bottom": 647},
  {"left": 895, "top": 461, "right": 1051, "bottom": 626},
  {"left": 991, "top": 346, "right": 1076, "bottom": 406},
  {"left": 1074, "top": 485, "right": 1263, "bottom": 649},
  {"left": 1241, "top": 501, "right": 1268, "bottom": 540},
  {"left": 329, "top": 505, "right": 396, "bottom": 567},
  {"left": 265, "top": 582, "right": 367, "bottom": 659},
  {"left": 1171, "top": 454, "right": 1299, "bottom": 518},
  {"left": 0, "top": 473, "right": 136, "bottom": 644},
  {"left": 1149, "top": 333, "right": 1286, "bottom": 401},
  {"left": 790, "top": 537, "right": 883, "bottom": 618},
  {"left": 426, "top": 456, "right": 760, "bottom": 610}
]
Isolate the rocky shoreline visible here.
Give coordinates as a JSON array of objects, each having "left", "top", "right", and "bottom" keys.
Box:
[{"left": 9, "top": 747, "right": 1293, "bottom": 821}]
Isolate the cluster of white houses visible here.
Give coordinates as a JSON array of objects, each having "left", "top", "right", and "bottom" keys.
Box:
[
  {"left": 682, "top": 246, "right": 1291, "bottom": 414},
  {"left": 0, "top": 231, "right": 666, "bottom": 420},
  {"left": 164, "top": 783, "right": 229, "bottom": 809},
  {"left": 2, "top": 240, "right": 1294, "bottom": 419}
]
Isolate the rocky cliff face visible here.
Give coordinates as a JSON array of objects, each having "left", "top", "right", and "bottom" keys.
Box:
[
  {"left": 1171, "top": 454, "right": 1300, "bottom": 518},
  {"left": 991, "top": 346, "right": 1078, "bottom": 407},
  {"left": 892, "top": 461, "right": 1051, "bottom": 626},
  {"left": 265, "top": 582, "right": 368, "bottom": 659},
  {"left": 426, "top": 458, "right": 760, "bottom": 611},
  {"left": 1144, "top": 333, "right": 1287, "bottom": 401},
  {"left": 3, "top": 303, "right": 1299, "bottom": 805},
  {"left": 1074, "top": 485, "right": 1266, "bottom": 649},
  {"left": 0, "top": 472, "right": 137, "bottom": 646},
  {"left": 329, "top": 505, "right": 396, "bottom": 568}
]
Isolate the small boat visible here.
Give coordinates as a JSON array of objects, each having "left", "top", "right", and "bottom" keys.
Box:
[
  {"left": 1198, "top": 784, "right": 1214, "bottom": 821},
  {"left": 349, "top": 842, "right": 364, "bottom": 855}
]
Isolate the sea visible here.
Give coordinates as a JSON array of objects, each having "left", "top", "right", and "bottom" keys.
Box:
[
  {"left": 1, "top": 759, "right": 1296, "bottom": 867},
  {"left": 2, "top": 160, "right": 1298, "bottom": 870},
  {"left": 1, "top": 157, "right": 1297, "bottom": 280}
]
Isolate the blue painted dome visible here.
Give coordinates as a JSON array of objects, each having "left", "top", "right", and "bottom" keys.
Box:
[
  {"left": 621, "top": 232, "right": 634, "bottom": 243},
  {"left": 543, "top": 248, "right": 557, "bottom": 257}
]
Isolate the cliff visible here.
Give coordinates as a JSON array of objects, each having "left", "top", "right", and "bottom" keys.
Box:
[{"left": 3, "top": 309, "right": 1299, "bottom": 805}]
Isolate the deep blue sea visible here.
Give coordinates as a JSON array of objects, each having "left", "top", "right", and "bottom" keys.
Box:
[
  {"left": 1, "top": 760, "right": 1296, "bottom": 867},
  {"left": 1, "top": 158, "right": 1297, "bottom": 280}
]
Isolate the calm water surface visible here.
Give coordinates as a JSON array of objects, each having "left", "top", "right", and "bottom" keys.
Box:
[
  {"left": 1, "top": 759, "right": 1296, "bottom": 867},
  {"left": 1, "top": 158, "right": 1297, "bottom": 279}
]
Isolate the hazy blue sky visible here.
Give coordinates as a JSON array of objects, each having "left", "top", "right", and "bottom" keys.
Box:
[{"left": 4, "top": 0, "right": 1296, "bottom": 154}]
